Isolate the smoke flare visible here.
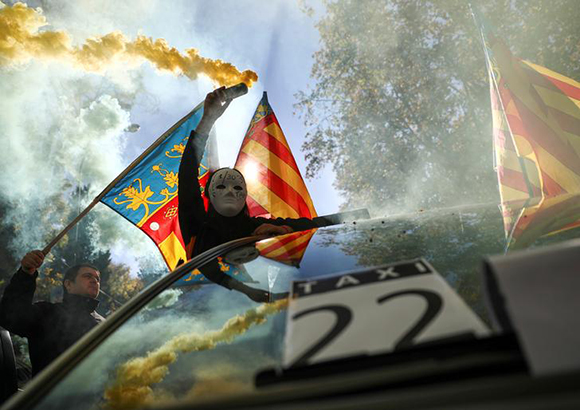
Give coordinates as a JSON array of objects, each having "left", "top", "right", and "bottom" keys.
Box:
[
  {"left": 0, "top": 2, "right": 258, "bottom": 86},
  {"left": 104, "top": 299, "right": 287, "bottom": 409}
]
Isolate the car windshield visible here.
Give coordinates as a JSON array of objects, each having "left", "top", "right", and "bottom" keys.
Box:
[
  {"left": 1, "top": 1, "right": 579, "bottom": 409},
  {"left": 29, "top": 197, "right": 580, "bottom": 410}
]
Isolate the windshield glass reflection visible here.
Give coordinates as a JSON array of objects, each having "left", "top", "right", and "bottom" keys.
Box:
[{"left": 31, "top": 193, "right": 580, "bottom": 409}]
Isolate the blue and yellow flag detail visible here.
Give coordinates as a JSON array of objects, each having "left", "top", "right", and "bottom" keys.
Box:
[
  {"left": 174, "top": 256, "right": 255, "bottom": 286},
  {"left": 101, "top": 102, "right": 250, "bottom": 284},
  {"left": 101, "top": 104, "right": 205, "bottom": 271}
]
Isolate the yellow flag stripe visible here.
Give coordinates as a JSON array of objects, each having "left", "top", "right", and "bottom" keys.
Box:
[
  {"left": 261, "top": 233, "right": 314, "bottom": 259},
  {"left": 158, "top": 231, "right": 187, "bottom": 269},
  {"left": 521, "top": 156, "right": 541, "bottom": 188},
  {"left": 246, "top": 178, "right": 300, "bottom": 218},
  {"left": 523, "top": 60, "right": 580, "bottom": 90},
  {"left": 504, "top": 98, "right": 520, "bottom": 118},
  {"left": 263, "top": 122, "right": 291, "bottom": 151},
  {"left": 509, "top": 84, "right": 580, "bottom": 176},
  {"left": 491, "top": 44, "right": 578, "bottom": 163},
  {"left": 241, "top": 139, "right": 317, "bottom": 216},
  {"left": 512, "top": 133, "right": 536, "bottom": 158},
  {"left": 535, "top": 144, "right": 580, "bottom": 192},
  {"left": 497, "top": 146, "right": 522, "bottom": 172},
  {"left": 499, "top": 184, "right": 532, "bottom": 202},
  {"left": 498, "top": 148, "right": 540, "bottom": 188},
  {"left": 563, "top": 130, "right": 580, "bottom": 159},
  {"left": 532, "top": 84, "right": 580, "bottom": 121}
]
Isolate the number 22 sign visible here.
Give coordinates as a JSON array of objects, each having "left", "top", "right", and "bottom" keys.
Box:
[{"left": 283, "top": 259, "right": 489, "bottom": 368}]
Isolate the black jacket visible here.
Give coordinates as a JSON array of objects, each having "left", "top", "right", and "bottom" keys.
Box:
[
  {"left": 178, "top": 130, "right": 319, "bottom": 259},
  {"left": 0, "top": 269, "right": 105, "bottom": 375}
]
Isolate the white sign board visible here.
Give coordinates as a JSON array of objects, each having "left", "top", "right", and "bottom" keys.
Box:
[{"left": 284, "top": 259, "right": 489, "bottom": 368}]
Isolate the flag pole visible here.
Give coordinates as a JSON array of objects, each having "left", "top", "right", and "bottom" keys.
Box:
[{"left": 42, "top": 101, "right": 204, "bottom": 255}]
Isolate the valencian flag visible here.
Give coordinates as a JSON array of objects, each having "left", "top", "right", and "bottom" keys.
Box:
[
  {"left": 235, "top": 93, "right": 318, "bottom": 265},
  {"left": 478, "top": 15, "right": 580, "bottom": 249},
  {"left": 101, "top": 103, "right": 258, "bottom": 285},
  {"left": 100, "top": 104, "right": 205, "bottom": 270}
]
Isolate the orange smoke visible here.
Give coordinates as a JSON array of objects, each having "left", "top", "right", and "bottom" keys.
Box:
[
  {"left": 0, "top": 2, "right": 258, "bottom": 86},
  {"left": 104, "top": 299, "right": 287, "bottom": 410}
]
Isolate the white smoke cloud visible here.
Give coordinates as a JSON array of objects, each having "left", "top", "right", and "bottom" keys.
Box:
[
  {"left": 0, "top": 0, "right": 328, "bottom": 272},
  {"left": 35, "top": 0, "right": 158, "bottom": 40},
  {"left": 0, "top": 60, "right": 137, "bottom": 252},
  {"left": 142, "top": 288, "right": 183, "bottom": 311},
  {"left": 0, "top": 1, "right": 199, "bottom": 264}
]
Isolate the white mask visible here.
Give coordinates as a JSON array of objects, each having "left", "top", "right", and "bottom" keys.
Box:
[{"left": 208, "top": 168, "right": 247, "bottom": 217}]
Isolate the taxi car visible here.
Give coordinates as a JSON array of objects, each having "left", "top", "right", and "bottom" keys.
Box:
[{"left": 1, "top": 199, "right": 580, "bottom": 410}]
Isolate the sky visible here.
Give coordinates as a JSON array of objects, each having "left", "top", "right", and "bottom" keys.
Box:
[{"left": 0, "top": 0, "right": 341, "bottom": 272}]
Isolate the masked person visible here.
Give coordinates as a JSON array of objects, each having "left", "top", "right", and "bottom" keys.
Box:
[
  {"left": 178, "top": 88, "right": 319, "bottom": 301},
  {"left": 0, "top": 250, "right": 105, "bottom": 376}
]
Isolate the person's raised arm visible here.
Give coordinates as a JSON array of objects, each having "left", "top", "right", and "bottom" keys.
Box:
[
  {"left": 195, "top": 87, "right": 232, "bottom": 137},
  {"left": 0, "top": 250, "right": 45, "bottom": 337},
  {"left": 178, "top": 88, "right": 234, "bottom": 249}
]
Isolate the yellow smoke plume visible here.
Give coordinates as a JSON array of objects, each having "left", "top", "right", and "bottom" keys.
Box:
[
  {"left": 0, "top": 2, "right": 258, "bottom": 86},
  {"left": 185, "top": 362, "right": 252, "bottom": 399},
  {"left": 104, "top": 299, "right": 287, "bottom": 410}
]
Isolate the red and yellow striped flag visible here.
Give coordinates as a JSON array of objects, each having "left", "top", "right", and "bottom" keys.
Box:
[
  {"left": 484, "top": 31, "right": 580, "bottom": 248},
  {"left": 235, "top": 93, "right": 317, "bottom": 264}
]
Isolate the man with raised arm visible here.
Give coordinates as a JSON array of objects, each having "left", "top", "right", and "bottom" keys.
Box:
[{"left": 0, "top": 250, "right": 105, "bottom": 375}]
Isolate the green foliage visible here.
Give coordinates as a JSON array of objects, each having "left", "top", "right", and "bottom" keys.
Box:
[
  {"left": 296, "top": 0, "right": 580, "bottom": 214},
  {"left": 0, "top": 185, "right": 144, "bottom": 317},
  {"left": 104, "top": 262, "right": 143, "bottom": 313},
  {"left": 31, "top": 187, "right": 144, "bottom": 315}
]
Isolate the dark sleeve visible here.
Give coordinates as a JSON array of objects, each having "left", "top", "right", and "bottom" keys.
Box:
[
  {"left": 0, "top": 269, "right": 42, "bottom": 337},
  {"left": 198, "top": 260, "right": 231, "bottom": 289},
  {"left": 178, "top": 129, "right": 210, "bottom": 248},
  {"left": 251, "top": 216, "right": 323, "bottom": 232}
]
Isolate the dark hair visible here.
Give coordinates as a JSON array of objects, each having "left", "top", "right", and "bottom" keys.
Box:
[
  {"left": 62, "top": 263, "right": 99, "bottom": 294},
  {"left": 205, "top": 167, "right": 250, "bottom": 217}
]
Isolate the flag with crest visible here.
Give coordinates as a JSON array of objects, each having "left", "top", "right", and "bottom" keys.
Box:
[
  {"left": 101, "top": 104, "right": 206, "bottom": 270},
  {"left": 102, "top": 102, "right": 258, "bottom": 284}
]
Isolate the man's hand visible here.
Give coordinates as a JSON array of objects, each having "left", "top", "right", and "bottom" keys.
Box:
[
  {"left": 226, "top": 278, "right": 271, "bottom": 303},
  {"left": 196, "top": 87, "right": 233, "bottom": 135},
  {"left": 243, "top": 287, "right": 272, "bottom": 303},
  {"left": 21, "top": 250, "right": 45, "bottom": 275},
  {"left": 252, "top": 224, "right": 294, "bottom": 237}
]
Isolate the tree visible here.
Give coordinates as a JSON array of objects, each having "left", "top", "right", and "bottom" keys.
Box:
[
  {"left": 296, "top": 0, "right": 580, "bottom": 215},
  {"left": 103, "top": 262, "right": 143, "bottom": 314}
]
